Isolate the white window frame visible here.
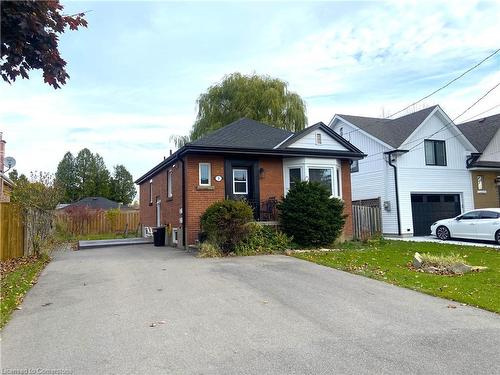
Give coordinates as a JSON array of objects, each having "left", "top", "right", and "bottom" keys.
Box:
[
  {"left": 149, "top": 179, "right": 153, "bottom": 204},
  {"left": 287, "top": 166, "right": 303, "bottom": 191},
  {"left": 172, "top": 228, "right": 178, "bottom": 244},
  {"left": 232, "top": 168, "right": 248, "bottom": 195},
  {"left": 199, "top": 163, "right": 211, "bottom": 186},
  {"left": 315, "top": 132, "right": 322, "bottom": 145},
  {"left": 308, "top": 167, "right": 334, "bottom": 197},
  {"left": 167, "top": 170, "right": 173, "bottom": 198}
]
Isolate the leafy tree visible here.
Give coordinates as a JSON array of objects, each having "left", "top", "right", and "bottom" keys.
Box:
[
  {"left": 110, "top": 165, "right": 136, "bottom": 204},
  {"left": 278, "top": 181, "right": 346, "bottom": 247},
  {"left": 55, "top": 152, "right": 78, "bottom": 202},
  {"left": 10, "top": 171, "right": 62, "bottom": 210},
  {"left": 170, "top": 73, "right": 307, "bottom": 147},
  {"left": 8, "top": 169, "right": 28, "bottom": 185},
  {"left": 74, "top": 148, "right": 95, "bottom": 198},
  {"left": 1, "top": 0, "right": 88, "bottom": 89},
  {"left": 92, "top": 153, "right": 111, "bottom": 198}
]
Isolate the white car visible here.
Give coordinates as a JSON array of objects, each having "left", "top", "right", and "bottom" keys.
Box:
[{"left": 430, "top": 208, "right": 500, "bottom": 244}]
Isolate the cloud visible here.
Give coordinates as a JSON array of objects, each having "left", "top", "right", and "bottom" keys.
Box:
[{"left": 1, "top": 0, "right": 499, "bottom": 182}]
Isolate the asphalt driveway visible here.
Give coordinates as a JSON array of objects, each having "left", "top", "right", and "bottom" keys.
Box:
[{"left": 1, "top": 245, "right": 499, "bottom": 375}]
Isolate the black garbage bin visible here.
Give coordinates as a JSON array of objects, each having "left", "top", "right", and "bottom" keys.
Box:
[{"left": 152, "top": 226, "right": 166, "bottom": 247}]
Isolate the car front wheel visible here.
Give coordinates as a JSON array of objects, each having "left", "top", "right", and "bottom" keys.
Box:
[
  {"left": 436, "top": 226, "right": 450, "bottom": 241},
  {"left": 496, "top": 230, "right": 500, "bottom": 245}
]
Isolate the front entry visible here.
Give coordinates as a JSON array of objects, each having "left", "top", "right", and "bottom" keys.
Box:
[{"left": 224, "top": 159, "right": 260, "bottom": 218}]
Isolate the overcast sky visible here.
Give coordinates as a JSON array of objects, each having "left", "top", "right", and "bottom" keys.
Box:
[{"left": 2, "top": 0, "right": 499, "bottom": 182}]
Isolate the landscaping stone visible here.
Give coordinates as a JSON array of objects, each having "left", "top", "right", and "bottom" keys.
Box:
[
  {"left": 412, "top": 252, "right": 423, "bottom": 268},
  {"left": 412, "top": 252, "right": 488, "bottom": 275}
]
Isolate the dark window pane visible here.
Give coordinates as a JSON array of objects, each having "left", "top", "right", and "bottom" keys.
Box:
[
  {"left": 234, "top": 182, "right": 247, "bottom": 193},
  {"left": 461, "top": 211, "right": 480, "bottom": 220},
  {"left": 427, "top": 195, "right": 440, "bottom": 202},
  {"left": 435, "top": 141, "right": 446, "bottom": 166},
  {"left": 443, "top": 195, "right": 456, "bottom": 202},
  {"left": 411, "top": 195, "right": 423, "bottom": 203},
  {"left": 351, "top": 160, "right": 359, "bottom": 173},
  {"left": 309, "top": 168, "right": 332, "bottom": 195},
  {"left": 480, "top": 211, "right": 499, "bottom": 219},
  {"left": 289, "top": 168, "right": 301, "bottom": 187}
]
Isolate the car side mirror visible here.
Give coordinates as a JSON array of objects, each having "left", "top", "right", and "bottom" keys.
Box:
[{"left": 455, "top": 217, "right": 461, "bottom": 221}]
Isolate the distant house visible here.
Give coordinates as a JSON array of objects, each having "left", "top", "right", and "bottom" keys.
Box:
[
  {"left": 329, "top": 105, "right": 477, "bottom": 237},
  {"left": 457, "top": 113, "right": 500, "bottom": 209},
  {"left": 135, "top": 118, "right": 365, "bottom": 248},
  {"left": 58, "top": 197, "right": 136, "bottom": 211}
]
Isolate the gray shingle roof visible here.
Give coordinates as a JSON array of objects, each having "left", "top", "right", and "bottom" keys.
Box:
[
  {"left": 338, "top": 105, "right": 438, "bottom": 148},
  {"left": 65, "top": 197, "right": 121, "bottom": 210},
  {"left": 457, "top": 113, "right": 500, "bottom": 152},
  {"left": 189, "top": 118, "right": 293, "bottom": 149}
]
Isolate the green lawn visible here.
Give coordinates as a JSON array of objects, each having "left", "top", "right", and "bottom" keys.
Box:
[
  {"left": 1, "top": 254, "right": 50, "bottom": 329},
  {"left": 292, "top": 239, "right": 500, "bottom": 313}
]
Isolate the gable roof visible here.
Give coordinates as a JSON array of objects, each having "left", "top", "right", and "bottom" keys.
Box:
[
  {"left": 336, "top": 105, "right": 438, "bottom": 148},
  {"left": 456, "top": 113, "right": 500, "bottom": 152},
  {"left": 278, "top": 122, "right": 363, "bottom": 153},
  {"left": 135, "top": 118, "right": 365, "bottom": 184},
  {"left": 190, "top": 118, "right": 293, "bottom": 149}
]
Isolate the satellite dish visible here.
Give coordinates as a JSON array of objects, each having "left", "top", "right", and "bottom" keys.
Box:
[{"left": 4, "top": 156, "right": 16, "bottom": 171}]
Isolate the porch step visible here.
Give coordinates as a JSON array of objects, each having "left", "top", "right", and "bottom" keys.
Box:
[{"left": 78, "top": 237, "right": 153, "bottom": 250}]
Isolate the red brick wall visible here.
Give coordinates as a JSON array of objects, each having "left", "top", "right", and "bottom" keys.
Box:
[
  {"left": 259, "top": 157, "right": 284, "bottom": 201},
  {"left": 184, "top": 154, "right": 226, "bottom": 245},
  {"left": 341, "top": 159, "right": 353, "bottom": 239},
  {"left": 139, "top": 155, "right": 354, "bottom": 245},
  {"left": 138, "top": 163, "right": 182, "bottom": 230}
]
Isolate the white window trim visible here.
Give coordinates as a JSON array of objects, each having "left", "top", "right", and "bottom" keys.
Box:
[
  {"left": 315, "top": 132, "right": 322, "bottom": 145},
  {"left": 167, "top": 170, "right": 173, "bottom": 198},
  {"left": 232, "top": 168, "right": 248, "bottom": 195},
  {"left": 283, "top": 158, "right": 342, "bottom": 199},
  {"left": 199, "top": 163, "right": 211, "bottom": 186},
  {"left": 149, "top": 179, "right": 153, "bottom": 204},
  {"left": 308, "top": 166, "right": 335, "bottom": 197},
  {"left": 286, "top": 166, "right": 303, "bottom": 192},
  {"left": 172, "top": 228, "right": 178, "bottom": 244}
]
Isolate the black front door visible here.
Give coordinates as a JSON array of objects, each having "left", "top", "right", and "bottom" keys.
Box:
[
  {"left": 411, "top": 194, "right": 461, "bottom": 236},
  {"left": 225, "top": 159, "right": 260, "bottom": 218}
]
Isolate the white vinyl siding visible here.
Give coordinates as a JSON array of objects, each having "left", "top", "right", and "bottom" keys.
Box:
[
  {"left": 331, "top": 110, "right": 476, "bottom": 236},
  {"left": 287, "top": 129, "right": 348, "bottom": 151}
]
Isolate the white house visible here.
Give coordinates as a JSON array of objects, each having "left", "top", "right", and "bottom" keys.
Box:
[{"left": 329, "top": 105, "right": 478, "bottom": 237}]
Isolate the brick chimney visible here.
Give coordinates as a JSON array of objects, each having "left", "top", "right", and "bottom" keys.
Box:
[{"left": 0, "top": 132, "right": 5, "bottom": 173}]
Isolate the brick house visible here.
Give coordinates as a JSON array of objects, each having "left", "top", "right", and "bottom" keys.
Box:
[
  {"left": 457, "top": 113, "right": 500, "bottom": 209},
  {"left": 135, "top": 118, "right": 365, "bottom": 247}
]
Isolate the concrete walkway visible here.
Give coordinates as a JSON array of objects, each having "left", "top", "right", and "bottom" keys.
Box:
[{"left": 1, "top": 245, "right": 499, "bottom": 374}]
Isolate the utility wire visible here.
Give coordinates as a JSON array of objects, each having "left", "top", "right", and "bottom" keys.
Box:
[
  {"left": 385, "top": 48, "right": 500, "bottom": 119},
  {"left": 338, "top": 48, "right": 500, "bottom": 138},
  {"left": 352, "top": 80, "right": 500, "bottom": 166}
]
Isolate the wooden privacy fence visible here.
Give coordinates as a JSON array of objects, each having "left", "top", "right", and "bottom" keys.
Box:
[
  {"left": 0, "top": 203, "right": 24, "bottom": 260},
  {"left": 352, "top": 205, "right": 382, "bottom": 240},
  {"left": 56, "top": 210, "right": 140, "bottom": 236}
]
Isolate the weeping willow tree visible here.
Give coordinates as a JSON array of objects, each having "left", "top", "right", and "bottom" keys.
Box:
[{"left": 170, "top": 73, "right": 307, "bottom": 147}]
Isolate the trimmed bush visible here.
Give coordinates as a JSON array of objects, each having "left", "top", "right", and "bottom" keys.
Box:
[
  {"left": 200, "top": 199, "right": 254, "bottom": 253},
  {"left": 235, "top": 222, "right": 291, "bottom": 256},
  {"left": 278, "top": 181, "right": 345, "bottom": 246}
]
